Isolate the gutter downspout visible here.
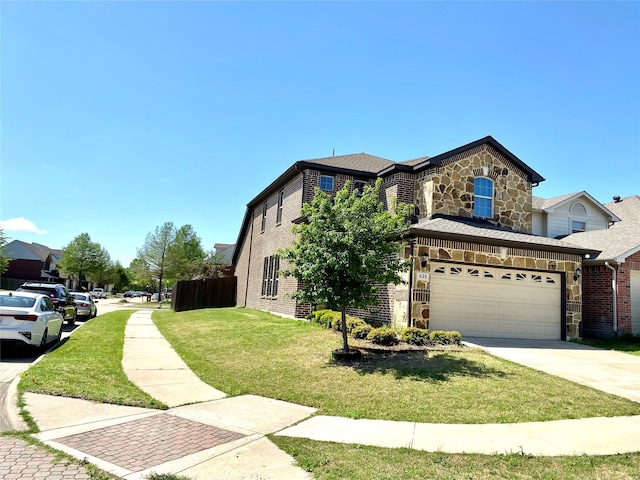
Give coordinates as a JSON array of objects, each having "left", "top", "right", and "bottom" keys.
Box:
[{"left": 604, "top": 262, "right": 618, "bottom": 334}]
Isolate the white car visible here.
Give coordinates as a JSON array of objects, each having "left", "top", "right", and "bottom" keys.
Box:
[
  {"left": 0, "top": 291, "right": 64, "bottom": 350},
  {"left": 90, "top": 288, "right": 106, "bottom": 299}
]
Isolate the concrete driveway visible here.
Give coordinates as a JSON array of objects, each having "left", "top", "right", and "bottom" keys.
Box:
[{"left": 463, "top": 338, "right": 640, "bottom": 403}]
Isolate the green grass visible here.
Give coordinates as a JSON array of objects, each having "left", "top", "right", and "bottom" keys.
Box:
[
  {"left": 271, "top": 437, "right": 640, "bottom": 480},
  {"left": 19, "top": 310, "right": 166, "bottom": 409},
  {"left": 153, "top": 307, "right": 640, "bottom": 423},
  {"left": 574, "top": 337, "right": 640, "bottom": 356}
]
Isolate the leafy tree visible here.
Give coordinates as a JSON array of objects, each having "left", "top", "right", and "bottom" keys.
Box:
[
  {"left": 0, "top": 227, "right": 9, "bottom": 274},
  {"left": 279, "top": 179, "right": 412, "bottom": 354},
  {"left": 136, "top": 222, "right": 177, "bottom": 302},
  {"left": 91, "top": 248, "right": 118, "bottom": 288},
  {"left": 128, "top": 258, "right": 153, "bottom": 290},
  {"left": 167, "top": 224, "right": 206, "bottom": 280},
  {"left": 112, "top": 262, "right": 130, "bottom": 293},
  {"left": 59, "top": 233, "right": 104, "bottom": 289}
]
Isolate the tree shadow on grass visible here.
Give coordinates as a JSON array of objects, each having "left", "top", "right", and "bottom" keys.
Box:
[{"left": 327, "top": 350, "right": 509, "bottom": 382}]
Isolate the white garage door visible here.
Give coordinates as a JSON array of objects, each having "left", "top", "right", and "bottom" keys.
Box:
[
  {"left": 631, "top": 270, "right": 640, "bottom": 334},
  {"left": 429, "top": 262, "right": 562, "bottom": 340}
]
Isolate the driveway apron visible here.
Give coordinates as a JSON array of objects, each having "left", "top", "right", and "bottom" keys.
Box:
[{"left": 463, "top": 337, "right": 640, "bottom": 403}]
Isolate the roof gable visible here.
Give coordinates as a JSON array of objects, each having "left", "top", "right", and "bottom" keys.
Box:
[
  {"left": 532, "top": 191, "right": 621, "bottom": 222},
  {"left": 410, "top": 136, "right": 545, "bottom": 184}
]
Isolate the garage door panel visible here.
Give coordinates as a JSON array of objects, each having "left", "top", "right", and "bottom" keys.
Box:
[{"left": 429, "top": 262, "right": 561, "bottom": 340}]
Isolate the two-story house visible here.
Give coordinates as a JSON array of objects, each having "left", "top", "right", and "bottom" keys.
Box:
[
  {"left": 233, "top": 136, "right": 597, "bottom": 341},
  {"left": 2, "top": 240, "right": 66, "bottom": 289},
  {"left": 563, "top": 195, "right": 640, "bottom": 336}
]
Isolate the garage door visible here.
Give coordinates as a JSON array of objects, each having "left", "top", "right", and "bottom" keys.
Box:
[
  {"left": 429, "top": 262, "right": 562, "bottom": 340},
  {"left": 631, "top": 270, "right": 640, "bottom": 334}
]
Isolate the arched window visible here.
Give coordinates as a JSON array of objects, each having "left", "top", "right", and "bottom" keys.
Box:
[
  {"left": 473, "top": 177, "right": 493, "bottom": 218},
  {"left": 570, "top": 202, "right": 587, "bottom": 215}
]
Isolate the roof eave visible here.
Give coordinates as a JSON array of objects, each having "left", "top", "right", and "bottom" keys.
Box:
[
  {"left": 412, "top": 136, "right": 546, "bottom": 184},
  {"left": 407, "top": 227, "right": 598, "bottom": 257}
]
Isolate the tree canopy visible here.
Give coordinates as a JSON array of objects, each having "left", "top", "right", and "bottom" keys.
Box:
[
  {"left": 136, "top": 222, "right": 177, "bottom": 299},
  {"left": 0, "top": 228, "right": 9, "bottom": 274},
  {"left": 279, "top": 179, "right": 412, "bottom": 353},
  {"left": 59, "top": 233, "right": 106, "bottom": 289},
  {"left": 168, "top": 224, "right": 206, "bottom": 281}
]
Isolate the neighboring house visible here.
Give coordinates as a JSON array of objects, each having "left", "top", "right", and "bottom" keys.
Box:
[
  {"left": 209, "top": 243, "right": 236, "bottom": 277},
  {"left": 233, "top": 136, "right": 597, "bottom": 341},
  {"left": 1, "top": 240, "right": 67, "bottom": 289},
  {"left": 532, "top": 191, "right": 620, "bottom": 238},
  {"left": 564, "top": 195, "right": 640, "bottom": 336}
]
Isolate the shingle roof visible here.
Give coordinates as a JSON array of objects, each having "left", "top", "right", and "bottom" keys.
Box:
[
  {"left": 605, "top": 195, "right": 640, "bottom": 227},
  {"left": 532, "top": 192, "right": 582, "bottom": 211},
  {"left": 304, "top": 153, "right": 395, "bottom": 174},
  {"left": 564, "top": 224, "right": 640, "bottom": 263},
  {"left": 408, "top": 215, "right": 596, "bottom": 255}
]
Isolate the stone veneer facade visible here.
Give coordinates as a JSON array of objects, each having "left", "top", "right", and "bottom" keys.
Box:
[
  {"left": 393, "top": 238, "right": 583, "bottom": 340},
  {"left": 414, "top": 144, "right": 533, "bottom": 233}
]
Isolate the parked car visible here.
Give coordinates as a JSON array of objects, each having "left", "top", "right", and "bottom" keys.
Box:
[
  {"left": 0, "top": 291, "right": 64, "bottom": 350},
  {"left": 123, "top": 290, "right": 135, "bottom": 298},
  {"left": 16, "top": 282, "right": 77, "bottom": 325},
  {"left": 150, "top": 293, "right": 166, "bottom": 301},
  {"left": 72, "top": 292, "right": 97, "bottom": 319},
  {"left": 90, "top": 288, "right": 106, "bottom": 299}
]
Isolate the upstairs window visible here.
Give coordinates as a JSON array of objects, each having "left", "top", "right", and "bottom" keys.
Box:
[
  {"left": 320, "top": 175, "right": 334, "bottom": 192},
  {"left": 473, "top": 177, "right": 493, "bottom": 218},
  {"left": 276, "top": 190, "right": 284, "bottom": 225},
  {"left": 261, "top": 202, "right": 267, "bottom": 232},
  {"left": 353, "top": 180, "right": 366, "bottom": 196}
]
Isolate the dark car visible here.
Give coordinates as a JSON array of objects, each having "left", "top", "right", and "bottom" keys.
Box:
[
  {"left": 16, "top": 282, "right": 77, "bottom": 325},
  {"left": 123, "top": 290, "right": 134, "bottom": 298}
]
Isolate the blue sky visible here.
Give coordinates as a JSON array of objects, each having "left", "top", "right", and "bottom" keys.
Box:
[{"left": 2, "top": 1, "right": 639, "bottom": 266}]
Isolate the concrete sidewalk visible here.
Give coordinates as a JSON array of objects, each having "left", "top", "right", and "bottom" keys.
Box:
[{"left": 7, "top": 311, "right": 640, "bottom": 479}]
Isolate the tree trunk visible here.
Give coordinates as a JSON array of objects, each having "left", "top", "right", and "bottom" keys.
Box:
[{"left": 341, "top": 304, "right": 350, "bottom": 352}]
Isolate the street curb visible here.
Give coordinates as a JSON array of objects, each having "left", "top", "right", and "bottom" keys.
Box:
[{"left": 6, "top": 374, "right": 28, "bottom": 432}]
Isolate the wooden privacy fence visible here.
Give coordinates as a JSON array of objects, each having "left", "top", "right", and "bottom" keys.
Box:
[{"left": 171, "top": 277, "right": 237, "bottom": 312}]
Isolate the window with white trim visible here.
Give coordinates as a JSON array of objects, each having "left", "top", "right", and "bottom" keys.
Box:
[
  {"left": 571, "top": 220, "right": 586, "bottom": 233},
  {"left": 262, "top": 256, "right": 280, "bottom": 297},
  {"left": 261, "top": 202, "right": 267, "bottom": 233},
  {"left": 473, "top": 177, "right": 493, "bottom": 218},
  {"left": 320, "top": 175, "right": 334, "bottom": 192},
  {"left": 276, "top": 190, "right": 284, "bottom": 225}
]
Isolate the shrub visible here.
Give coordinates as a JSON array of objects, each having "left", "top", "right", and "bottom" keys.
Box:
[
  {"left": 318, "top": 310, "right": 339, "bottom": 328},
  {"left": 351, "top": 324, "right": 373, "bottom": 340},
  {"left": 430, "top": 330, "right": 462, "bottom": 345},
  {"left": 367, "top": 327, "right": 399, "bottom": 346},
  {"left": 330, "top": 313, "right": 366, "bottom": 333},
  {"left": 401, "top": 327, "right": 431, "bottom": 346}
]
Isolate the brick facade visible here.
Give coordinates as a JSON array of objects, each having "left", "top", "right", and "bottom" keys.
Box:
[
  {"left": 234, "top": 138, "right": 590, "bottom": 341},
  {"left": 582, "top": 251, "right": 640, "bottom": 336}
]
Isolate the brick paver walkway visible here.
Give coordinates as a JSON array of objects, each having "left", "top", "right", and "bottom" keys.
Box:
[
  {"left": 0, "top": 436, "right": 91, "bottom": 480},
  {"left": 56, "top": 413, "right": 246, "bottom": 471}
]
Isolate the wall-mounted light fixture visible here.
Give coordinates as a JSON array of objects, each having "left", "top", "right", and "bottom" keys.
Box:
[
  {"left": 574, "top": 267, "right": 582, "bottom": 281},
  {"left": 421, "top": 253, "right": 429, "bottom": 267}
]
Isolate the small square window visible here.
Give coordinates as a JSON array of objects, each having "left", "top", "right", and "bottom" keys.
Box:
[{"left": 320, "top": 175, "right": 334, "bottom": 192}]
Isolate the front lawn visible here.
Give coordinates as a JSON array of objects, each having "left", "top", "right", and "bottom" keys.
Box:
[
  {"left": 271, "top": 437, "right": 640, "bottom": 480},
  {"left": 153, "top": 308, "right": 640, "bottom": 423},
  {"left": 19, "top": 310, "right": 166, "bottom": 409},
  {"left": 574, "top": 336, "right": 640, "bottom": 357}
]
